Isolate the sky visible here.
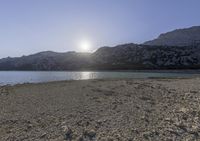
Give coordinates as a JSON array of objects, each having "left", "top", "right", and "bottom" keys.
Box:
[{"left": 0, "top": 0, "right": 200, "bottom": 58}]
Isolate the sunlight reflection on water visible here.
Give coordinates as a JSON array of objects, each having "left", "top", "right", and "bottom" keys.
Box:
[{"left": 79, "top": 71, "right": 94, "bottom": 79}]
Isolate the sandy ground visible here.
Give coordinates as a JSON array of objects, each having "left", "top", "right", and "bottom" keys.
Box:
[{"left": 1, "top": 78, "right": 200, "bottom": 141}]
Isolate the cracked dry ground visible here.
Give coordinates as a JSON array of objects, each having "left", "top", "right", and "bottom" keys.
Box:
[{"left": 0, "top": 78, "right": 200, "bottom": 141}]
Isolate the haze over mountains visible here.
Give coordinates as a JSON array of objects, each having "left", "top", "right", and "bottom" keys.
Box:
[{"left": 1, "top": 26, "right": 200, "bottom": 70}]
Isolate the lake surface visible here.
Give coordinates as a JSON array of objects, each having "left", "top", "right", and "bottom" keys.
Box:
[{"left": 0, "top": 71, "right": 200, "bottom": 85}]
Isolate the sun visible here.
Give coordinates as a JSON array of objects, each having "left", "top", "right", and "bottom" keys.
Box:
[{"left": 79, "top": 40, "right": 92, "bottom": 52}]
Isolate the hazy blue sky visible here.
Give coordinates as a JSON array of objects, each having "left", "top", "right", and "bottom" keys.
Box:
[{"left": 0, "top": 0, "right": 200, "bottom": 58}]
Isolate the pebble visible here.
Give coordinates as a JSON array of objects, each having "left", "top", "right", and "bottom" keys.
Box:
[
  {"left": 179, "top": 107, "right": 188, "bottom": 113},
  {"left": 40, "top": 132, "right": 47, "bottom": 138},
  {"left": 64, "top": 127, "right": 73, "bottom": 140},
  {"left": 84, "top": 129, "right": 96, "bottom": 139}
]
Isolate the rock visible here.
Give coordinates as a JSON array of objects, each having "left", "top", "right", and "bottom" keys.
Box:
[
  {"left": 84, "top": 129, "right": 96, "bottom": 139},
  {"left": 143, "top": 130, "right": 159, "bottom": 139},
  {"left": 175, "top": 123, "right": 188, "bottom": 132},
  {"left": 97, "top": 120, "right": 102, "bottom": 125},
  {"left": 40, "top": 132, "right": 47, "bottom": 138},
  {"left": 164, "top": 118, "right": 173, "bottom": 122},
  {"left": 64, "top": 127, "right": 73, "bottom": 140},
  {"left": 190, "top": 90, "right": 198, "bottom": 93},
  {"left": 179, "top": 107, "right": 188, "bottom": 113},
  {"left": 27, "top": 123, "right": 33, "bottom": 129},
  {"left": 97, "top": 119, "right": 107, "bottom": 125},
  {"left": 167, "top": 128, "right": 182, "bottom": 137}
]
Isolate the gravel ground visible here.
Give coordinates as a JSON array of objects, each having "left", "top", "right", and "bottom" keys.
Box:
[{"left": 1, "top": 78, "right": 200, "bottom": 141}]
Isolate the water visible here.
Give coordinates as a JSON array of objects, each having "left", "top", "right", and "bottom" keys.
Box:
[{"left": 0, "top": 71, "right": 199, "bottom": 85}]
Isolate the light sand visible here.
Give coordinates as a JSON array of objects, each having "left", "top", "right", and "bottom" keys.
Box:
[{"left": 1, "top": 78, "right": 200, "bottom": 141}]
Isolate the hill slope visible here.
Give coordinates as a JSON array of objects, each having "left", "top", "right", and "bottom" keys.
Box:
[
  {"left": 144, "top": 26, "right": 200, "bottom": 47},
  {"left": 0, "top": 51, "right": 91, "bottom": 70}
]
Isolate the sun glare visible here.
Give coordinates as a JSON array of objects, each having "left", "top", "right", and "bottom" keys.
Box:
[{"left": 79, "top": 40, "right": 92, "bottom": 52}]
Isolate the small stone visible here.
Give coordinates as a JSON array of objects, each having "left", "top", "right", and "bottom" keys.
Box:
[
  {"left": 190, "top": 90, "right": 198, "bottom": 93},
  {"left": 84, "top": 129, "right": 96, "bottom": 139},
  {"left": 164, "top": 118, "right": 171, "bottom": 121},
  {"left": 62, "top": 126, "right": 67, "bottom": 131},
  {"left": 97, "top": 120, "right": 102, "bottom": 125},
  {"left": 114, "top": 134, "right": 121, "bottom": 140},
  {"left": 107, "top": 136, "right": 115, "bottom": 141},
  {"left": 179, "top": 107, "right": 188, "bottom": 113},
  {"left": 131, "top": 128, "right": 139, "bottom": 134},
  {"left": 64, "top": 127, "right": 73, "bottom": 140},
  {"left": 40, "top": 133, "right": 47, "bottom": 138},
  {"left": 27, "top": 124, "right": 33, "bottom": 129},
  {"left": 175, "top": 123, "right": 187, "bottom": 132},
  {"left": 192, "top": 125, "right": 198, "bottom": 130}
]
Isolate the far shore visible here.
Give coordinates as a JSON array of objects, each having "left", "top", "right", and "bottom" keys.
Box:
[{"left": 1, "top": 69, "right": 200, "bottom": 72}]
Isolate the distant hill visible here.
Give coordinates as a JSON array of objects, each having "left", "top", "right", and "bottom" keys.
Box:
[
  {"left": 1, "top": 43, "right": 200, "bottom": 70},
  {"left": 144, "top": 26, "right": 200, "bottom": 47},
  {"left": 0, "top": 51, "right": 92, "bottom": 70}
]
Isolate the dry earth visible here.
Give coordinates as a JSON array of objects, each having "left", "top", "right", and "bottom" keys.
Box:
[{"left": 1, "top": 78, "right": 200, "bottom": 141}]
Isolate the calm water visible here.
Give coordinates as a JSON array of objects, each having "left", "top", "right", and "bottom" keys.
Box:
[{"left": 0, "top": 71, "right": 200, "bottom": 85}]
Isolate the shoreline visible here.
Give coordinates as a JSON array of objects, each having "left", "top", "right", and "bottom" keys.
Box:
[
  {"left": 0, "top": 70, "right": 200, "bottom": 86},
  {"left": 0, "top": 76, "right": 198, "bottom": 87},
  {"left": 1, "top": 78, "right": 200, "bottom": 140}
]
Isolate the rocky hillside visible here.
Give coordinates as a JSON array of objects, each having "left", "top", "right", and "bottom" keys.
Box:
[
  {"left": 144, "top": 26, "right": 200, "bottom": 47},
  {"left": 0, "top": 43, "right": 200, "bottom": 70},
  {"left": 1, "top": 26, "right": 200, "bottom": 70},
  {"left": 91, "top": 44, "right": 200, "bottom": 69},
  {"left": 0, "top": 51, "right": 91, "bottom": 70}
]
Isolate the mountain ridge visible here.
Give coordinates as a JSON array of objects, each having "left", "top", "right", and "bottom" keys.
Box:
[
  {"left": 1, "top": 26, "right": 200, "bottom": 70},
  {"left": 144, "top": 26, "right": 200, "bottom": 47},
  {"left": 0, "top": 44, "right": 200, "bottom": 70}
]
